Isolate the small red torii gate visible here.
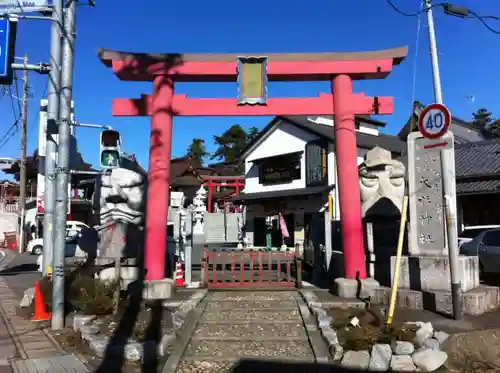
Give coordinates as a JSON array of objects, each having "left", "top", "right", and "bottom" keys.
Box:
[
  {"left": 98, "top": 47, "right": 407, "bottom": 283},
  {"left": 203, "top": 175, "right": 245, "bottom": 213}
]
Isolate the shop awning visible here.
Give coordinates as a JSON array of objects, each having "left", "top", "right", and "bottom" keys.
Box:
[{"left": 232, "top": 184, "right": 333, "bottom": 204}]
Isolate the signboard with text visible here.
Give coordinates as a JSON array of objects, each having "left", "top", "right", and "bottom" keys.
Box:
[
  {"left": 407, "top": 131, "right": 455, "bottom": 256},
  {"left": 0, "top": 1, "right": 53, "bottom": 14}
]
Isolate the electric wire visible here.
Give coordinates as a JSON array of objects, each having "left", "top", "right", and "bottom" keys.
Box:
[
  {"left": 409, "top": 1, "right": 424, "bottom": 133},
  {"left": 0, "top": 78, "right": 47, "bottom": 153},
  {"left": 14, "top": 73, "right": 22, "bottom": 115},
  {"left": 0, "top": 80, "right": 22, "bottom": 153},
  {"left": 0, "top": 121, "right": 19, "bottom": 151},
  {"left": 385, "top": 0, "right": 500, "bottom": 34},
  {"left": 28, "top": 81, "right": 48, "bottom": 136},
  {"left": 385, "top": 0, "right": 443, "bottom": 17},
  {"left": 467, "top": 10, "right": 500, "bottom": 35},
  {"left": 6, "top": 86, "right": 18, "bottom": 121}
]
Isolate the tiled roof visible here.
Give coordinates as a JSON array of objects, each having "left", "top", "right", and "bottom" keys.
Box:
[
  {"left": 281, "top": 116, "right": 406, "bottom": 154},
  {"left": 455, "top": 140, "right": 500, "bottom": 177},
  {"left": 240, "top": 115, "right": 406, "bottom": 160},
  {"left": 400, "top": 139, "right": 500, "bottom": 194},
  {"left": 456, "top": 180, "right": 500, "bottom": 194}
]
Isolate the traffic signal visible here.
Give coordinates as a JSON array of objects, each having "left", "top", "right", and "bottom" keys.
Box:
[{"left": 100, "top": 130, "right": 121, "bottom": 169}]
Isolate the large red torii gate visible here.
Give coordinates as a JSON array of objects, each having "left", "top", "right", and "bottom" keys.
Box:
[{"left": 98, "top": 47, "right": 407, "bottom": 283}]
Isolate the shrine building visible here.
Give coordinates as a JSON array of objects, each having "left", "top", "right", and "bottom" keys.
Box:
[{"left": 233, "top": 114, "right": 405, "bottom": 267}]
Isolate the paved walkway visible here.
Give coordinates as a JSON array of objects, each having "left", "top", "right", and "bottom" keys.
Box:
[
  {"left": 0, "top": 250, "right": 88, "bottom": 373},
  {"left": 163, "top": 291, "right": 329, "bottom": 373}
]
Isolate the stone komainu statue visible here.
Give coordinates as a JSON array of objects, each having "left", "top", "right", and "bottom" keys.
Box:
[
  {"left": 97, "top": 167, "right": 146, "bottom": 259},
  {"left": 358, "top": 146, "right": 405, "bottom": 217},
  {"left": 78, "top": 160, "right": 147, "bottom": 263}
]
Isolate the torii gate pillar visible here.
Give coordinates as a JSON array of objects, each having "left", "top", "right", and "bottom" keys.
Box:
[
  {"left": 145, "top": 75, "right": 174, "bottom": 281},
  {"left": 332, "top": 74, "right": 366, "bottom": 280}
]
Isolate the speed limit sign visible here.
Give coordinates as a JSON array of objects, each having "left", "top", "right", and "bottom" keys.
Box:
[{"left": 418, "top": 103, "right": 451, "bottom": 139}]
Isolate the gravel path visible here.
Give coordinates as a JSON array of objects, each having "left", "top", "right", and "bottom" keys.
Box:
[{"left": 174, "top": 291, "right": 316, "bottom": 373}]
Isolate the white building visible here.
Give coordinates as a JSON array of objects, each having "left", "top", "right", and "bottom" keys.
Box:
[{"left": 234, "top": 115, "right": 405, "bottom": 267}]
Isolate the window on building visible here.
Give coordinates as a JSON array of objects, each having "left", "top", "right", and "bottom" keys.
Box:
[
  {"left": 305, "top": 140, "right": 328, "bottom": 187},
  {"left": 257, "top": 153, "right": 302, "bottom": 185}
]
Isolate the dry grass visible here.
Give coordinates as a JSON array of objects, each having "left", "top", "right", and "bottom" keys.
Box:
[
  {"left": 39, "top": 264, "right": 117, "bottom": 315},
  {"left": 326, "top": 307, "right": 417, "bottom": 351}
]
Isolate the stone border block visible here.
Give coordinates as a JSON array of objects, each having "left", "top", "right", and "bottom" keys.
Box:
[
  {"left": 302, "top": 290, "right": 450, "bottom": 371},
  {"left": 73, "top": 288, "right": 208, "bottom": 362}
]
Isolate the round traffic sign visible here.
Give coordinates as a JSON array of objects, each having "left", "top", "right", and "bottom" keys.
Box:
[{"left": 418, "top": 103, "right": 451, "bottom": 139}]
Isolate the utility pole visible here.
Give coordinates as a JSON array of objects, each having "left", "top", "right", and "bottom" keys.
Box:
[
  {"left": 425, "top": 0, "right": 462, "bottom": 320},
  {"left": 18, "top": 54, "right": 29, "bottom": 254},
  {"left": 43, "top": 0, "right": 64, "bottom": 277},
  {"left": 52, "top": 0, "right": 76, "bottom": 330}
]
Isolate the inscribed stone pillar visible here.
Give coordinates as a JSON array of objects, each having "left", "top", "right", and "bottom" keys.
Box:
[{"left": 395, "top": 132, "right": 479, "bottom": 293}]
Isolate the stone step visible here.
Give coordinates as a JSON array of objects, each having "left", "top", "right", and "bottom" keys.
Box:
[
  {"left": 200, "top": 309, "right": 302, "bottom": 323},
  {"left": 179, "top": 355, "right": 316, "bottom": 362},
  {"left": 192, "top": 322, "right": 308, "bottom": 340},
  {"left": 173, "top": 358, "right": 315, "bottom": 373},
  {"left": 198, "top": 319, "right": 305, "bottom": 325},
  {"left": 209, "top": 291, "right": 297, "bottom": 302},
  {"left": 190, "top": 335, "right": 309, "bottom": 341},
  {"left": 205, "top": 300, "right": 297, "bottom": 310},
  {"left": 183, "top": 339, "right": 315, "bottom": 361},
  {"left": 204, "top": 306, "right": 298, "bottom": 312}
]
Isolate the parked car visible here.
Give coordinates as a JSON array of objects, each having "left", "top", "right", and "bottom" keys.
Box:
[
  {"left": 28, "top": 233, "right": 83, "bottom": 256},
  {"left": 460, "top": 228, "right": 500, "bottom": 276},
  {"left": 27, "top": 220, "right": 88, "bottom": 255},
  {"left": 458, "top": 225, "right": 500, "bottom": 247}
]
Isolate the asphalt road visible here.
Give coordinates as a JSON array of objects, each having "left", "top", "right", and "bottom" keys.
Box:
[{"left": 0, "top": 252, "right": 41, "bottom": 299}]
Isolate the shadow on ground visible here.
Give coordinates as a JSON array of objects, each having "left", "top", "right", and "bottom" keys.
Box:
[
  {"left": 0, "top": 263, "right": 39, "bottom": 275},
  {"left": 231, "top": 359, "right": 379, "bottom": 373}
]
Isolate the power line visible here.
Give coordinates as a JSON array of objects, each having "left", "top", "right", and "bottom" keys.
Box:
[
  {"left": 14, "top": 72, "right": 22, "bottom": 115},
  {"left": 385, "top": 0, "right": 500, "bottom": 34},
  {"left": 28, "top": 81, "right": 48, "bottom": 136},
  {"left": 385, "top": 0, "right": 443, "bottom": 17},
  {"left": 0, "top": 121, "right": 19, "bottom": 151},
  {"left": 467, "top": 10, "right": 500, "bottom": 35},
  {"left": 6, "top": 86, "right": 19, "bottom": 121},
  {"left": 410, "top": 1, "right": 424, "bottom": 110}
]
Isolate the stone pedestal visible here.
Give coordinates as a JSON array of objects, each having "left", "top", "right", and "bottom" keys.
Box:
[
  {"left": 370, "top": 254, "right": 500, "bottom": 315},
  {"left": 390, "top": 255, "right": 480, "bottom": 293},
  {"left": 334, "top": 277, "right": 380, "bottom": 299},
  {"left": 143, "top": 278, "right": 175, "bottom": 300},
  {"left": 372, "top": 285, "right": 500, "bottom": 316}
]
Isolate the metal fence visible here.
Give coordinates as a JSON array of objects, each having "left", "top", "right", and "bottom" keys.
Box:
[{"left": 201, "top": 247, "right": 302, "bottom": 289}]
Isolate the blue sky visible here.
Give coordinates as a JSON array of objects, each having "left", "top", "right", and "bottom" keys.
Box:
[{"left": 1, "top": 0, "right": 499, "bottom": 175}]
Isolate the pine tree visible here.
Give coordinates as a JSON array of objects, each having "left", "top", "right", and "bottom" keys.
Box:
[
  {"left": 472, "top": 108, "right": 493, "bottom": 129},
  {"left": 186, "top": 138, "right": 209, "bottom": 164}
]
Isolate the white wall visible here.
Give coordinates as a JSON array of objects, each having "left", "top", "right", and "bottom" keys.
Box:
[
  {"left": 244, "top": 121, "right": 319, "bottom": 194},
  {"left": 244, "top": 118, "right": 372, "bottom": 211}
]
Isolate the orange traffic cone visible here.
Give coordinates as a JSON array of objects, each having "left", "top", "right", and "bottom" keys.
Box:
[
  {"left": 175, "top": 261, "right": 184, "bottom": 287},
  {"left": 32, "top": 280, "right": 51, "bottom": 321}
]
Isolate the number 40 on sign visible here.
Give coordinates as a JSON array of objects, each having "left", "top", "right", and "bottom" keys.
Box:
[{"left": 418, "top": 103, "right": 451, "bottom": 140}]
